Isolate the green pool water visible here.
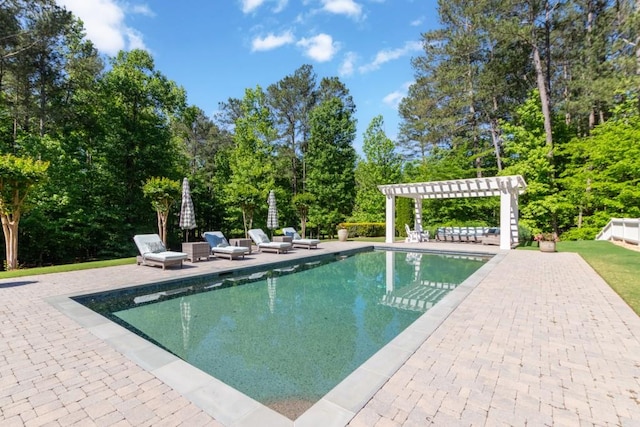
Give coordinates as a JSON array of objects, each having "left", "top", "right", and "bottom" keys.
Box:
[{"left": 108, "top": 250, "right": 486, "bottom": 418}]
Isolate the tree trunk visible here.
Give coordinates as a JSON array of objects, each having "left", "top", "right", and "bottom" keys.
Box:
[
  {"left": 489, "top": 118, "right": 503, "bottom": 171},
  {"left": 157, "top": 211, "right": 167, "bottom": 246},
  {"left": 532, "top": 44, "right": 554, "bottom": 155},
  {"left": 1, "top": 214, "right": 20, "bottom": 270}
]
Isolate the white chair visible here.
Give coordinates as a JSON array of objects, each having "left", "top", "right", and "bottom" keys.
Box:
[
  {"left": 405, "top": 224, "right": 421, "bottom": 243},
  {"left": 417, "top": 224, "right": 430, "bottom": 242}
]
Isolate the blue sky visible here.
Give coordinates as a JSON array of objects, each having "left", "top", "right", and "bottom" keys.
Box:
[{"left": 55, "top": 0, "right": 440, "bottom": 153}]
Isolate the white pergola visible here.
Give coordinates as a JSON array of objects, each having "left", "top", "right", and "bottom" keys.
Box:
[{"left": 378, "top": 175, "right": 527, "bottom": 250}]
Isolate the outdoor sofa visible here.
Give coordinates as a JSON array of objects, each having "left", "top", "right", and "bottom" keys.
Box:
[{"left": 435, "top": 226, "right": 499, "bottom": 244}]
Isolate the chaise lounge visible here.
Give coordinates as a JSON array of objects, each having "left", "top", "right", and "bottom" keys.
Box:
[
  {"left": 248, "top": 229, "right": 292, "bottom": 254},
  {"left": 202, "top": 231, "right": 249, "bottom": 260},
  {"left": 281, "top": 227, "right": 320, "bottom": 249},
  {"left": 133, "top": 234, "right": 188, "bottom": 270}
]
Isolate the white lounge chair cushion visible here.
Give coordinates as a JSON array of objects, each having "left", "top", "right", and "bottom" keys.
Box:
[
  {"left": 250, "top": 229, "right": 270, "bottom": 244},
  {"left": 259, "top": 241, "right": 292, "bottom": 249},
  {"left": 282, "top": 227, "right": 319, "bottom": 245},
  {"left": 249, "top": 229, "right": 292, "bottom": 250},
  {"left": 283, "top": 227, "right": 301, "bottom": 240},
  {"left": 203, "top": 231, "right": 248, "bottom": 255},
  {"left": 144, "top": 251, "right": 189, "bottom": 262},
  {"left": 212, "top": 246, "right": 247, "bottom": 254},
  {"left": 133, "top": 234, "right": 188, "bottom": 262},
  {"left": 203, "top": 232, "right": 230, "bottom": 248}
]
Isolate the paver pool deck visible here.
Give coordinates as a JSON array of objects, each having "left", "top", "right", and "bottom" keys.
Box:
[{"left": 1, "top": 241, "right": 639, "bottom": 426}]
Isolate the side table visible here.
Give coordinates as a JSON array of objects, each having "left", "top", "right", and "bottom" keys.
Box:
[
  {"left": 229, "top": 238, "right": 252, "bottom": 254},
  {"left": 272, "top": 235, "right": 293, "bottom": 243},
  {"left": 181, "top": 242, "right": 210, "bottom": 262}
]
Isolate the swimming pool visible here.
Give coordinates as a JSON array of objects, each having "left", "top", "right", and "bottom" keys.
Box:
[{"left": 73, "top": 248, "right": 490, "bottom": 421}]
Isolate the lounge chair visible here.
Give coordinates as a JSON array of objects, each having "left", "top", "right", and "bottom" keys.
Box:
[
  {"left": 133, "top": 234, "right": 188, "bottom": 270},
  {"left": 248, "top": 229, "right": 292, "bottom": 254},
  {"left": 282, "top": 227, "right": 320, "bottom": 249},
  {"left": 202, "top": 231, "right": 249, "bottom": 260}
]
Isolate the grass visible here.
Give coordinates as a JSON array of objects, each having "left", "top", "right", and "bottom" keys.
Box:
[
  {"left": 521, "top": 240, "right": 640, "bottom": 316},
  {"left": 0, "top": 257, "right": 136, "bottom": 279}
]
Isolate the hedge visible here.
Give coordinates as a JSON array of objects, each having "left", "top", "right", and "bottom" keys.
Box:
[{"left": 337, "top": 222, "right": 385, "bottom": 237}]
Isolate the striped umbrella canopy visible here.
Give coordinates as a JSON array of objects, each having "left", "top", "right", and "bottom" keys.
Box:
[
  {"left": 179, "top": 178, "right": 196, "bottom": 240},
  {"left": 266, "top": 190, "right": 279, "bottom": 234}
]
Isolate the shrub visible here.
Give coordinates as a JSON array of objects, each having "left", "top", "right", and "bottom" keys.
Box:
[{"left": 337, "top": 222, "right": 385, "bottom": 237}]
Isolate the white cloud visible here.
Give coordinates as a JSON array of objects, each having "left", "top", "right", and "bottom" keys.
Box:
[
  {"left": 251, "top": 31, "right": 295, "bottom": 51},
  {"left": 359, "top": 40, "right": 422, "bottom": 73},
  {"left": 339, "top": 52, "right": 358, "bottom": 76},
  {"left": 55, "top": 0, "right": 148, "bottom": 55},
  {"left": 383, "top": 81, "right": 412, "bottom": 108},
  {"left": 321, "top": 0, "right": 363, "bottom": 19},
  {"left": 131, "top": 4, "right": 154, "bottom": 16},
  {"left": 383, "top": 91, "right": 404, "bottom": 108},
  {"left": 241, "top": 0, "right": 266, "bottom": 13},
  {"left": 410, "top": 17, "right": 423, "bottom": 26},
  {"left": 297, "top": 33, "right": 338, "bottom": 62}
]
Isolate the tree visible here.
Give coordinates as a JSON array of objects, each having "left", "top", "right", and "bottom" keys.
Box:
[
  {"left": 96, "top": 49, "right": 187, "bottom": 240},
  {"left": 353, "top": 115, "right": 401, "bottom": 222},
  {"left": 142, "top": 177, "right": 180, "bottom": 246},
  {"left": 0, "top": 153, "right": 48, "bottom": 270},
  {"left": 501, "top": 91, "right": 561, "bottom": 234},
  {"left": 306, "top": 97, "right": 357, "bottom": 236},
  {"left": 267, "top": 64, "right": 317, "bottom": 194},
  {"left": 225, "top": 86, "right": 276, "bottom": 237},
  {"left": 292, "top": 192, "right": 315, "bottom": 238},
  {"left": 559, "top": 95, "right": 640, "bottom": 238}
]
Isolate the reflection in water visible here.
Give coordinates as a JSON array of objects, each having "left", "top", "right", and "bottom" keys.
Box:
[
  {"left": 381, "top": 251, "right": 473, "bottom": 311},
  {"left": 180, "top": 297, "right": 191, "bottom": 351},
  {"left": 267, "top": 275, "right": 277, "bottom": 314}
]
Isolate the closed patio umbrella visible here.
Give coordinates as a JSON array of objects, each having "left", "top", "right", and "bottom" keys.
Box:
[
  {"left": 266, "top": 190, "right": 278, "bottom": 238},
  {"left": 179, "top": 178, "right": 196, "bottom": 241}
]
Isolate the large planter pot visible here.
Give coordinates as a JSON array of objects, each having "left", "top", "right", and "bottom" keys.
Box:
[
  {"left": 337, "top": 229, "right": 348, "bottom": 242},
  {"left": 539, "top": 241, "right": 556, "bottom": 252}
]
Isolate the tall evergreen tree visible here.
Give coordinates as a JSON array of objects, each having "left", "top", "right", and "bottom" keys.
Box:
[
  {"left": 267, "top": 64, "right": 317, "bottom": 195},
  {"left": 306, "top": 97, "right": 357, "bottom": 235},
  {"left": 225, "top": 86, "right": 276, "bottom": 237},
  {"left": 352, "top": 115, "right": 401, "bottom": 222}
]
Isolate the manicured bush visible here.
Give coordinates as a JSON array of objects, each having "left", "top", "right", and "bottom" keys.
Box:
[{"left": 338, "top": 222, "right": 386, "bottom": 237}]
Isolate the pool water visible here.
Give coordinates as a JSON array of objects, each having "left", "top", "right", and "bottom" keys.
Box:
[{"left": 81, "top": 249, "right": 487, "bottom": 419}]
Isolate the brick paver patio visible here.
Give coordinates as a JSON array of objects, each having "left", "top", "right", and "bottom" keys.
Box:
[{"left": 1, "top": 242, "right": 638, "bottom": 426}]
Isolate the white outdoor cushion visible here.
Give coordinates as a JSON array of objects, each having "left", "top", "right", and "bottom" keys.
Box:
[{"left": 144, "top": 251, "right": 189, "bottom": 262}]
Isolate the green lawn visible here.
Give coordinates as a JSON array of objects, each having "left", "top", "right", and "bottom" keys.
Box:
[{"left": 0, "top": 257, "right": 136, "bottom": 279}]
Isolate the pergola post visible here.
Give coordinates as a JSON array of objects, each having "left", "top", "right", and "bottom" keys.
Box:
[
  {"left": 414, "top": 198, "right": 423, "bottom": 231},
  {"left": 499, "top": 184, "right": 519, "bottom": 250},
  {"left": 385, "top": 194, "right": 395, "bottom": 243}
]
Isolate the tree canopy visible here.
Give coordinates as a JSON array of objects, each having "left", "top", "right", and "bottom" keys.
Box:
[{"left": 0, "top": 0, "right": 639, "bottom": 268}]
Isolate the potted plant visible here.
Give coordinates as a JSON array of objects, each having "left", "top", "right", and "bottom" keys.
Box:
[
  {"left": 534, "top": 232, "right": 558, "bottom": 252},
  {"left": 337, "top": 224, "right": 348, "bottom": 242}
]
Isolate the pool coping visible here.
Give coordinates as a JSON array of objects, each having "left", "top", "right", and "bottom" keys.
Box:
[{"left": 46, "top": 245, "right": 506, "bottom": 427}]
